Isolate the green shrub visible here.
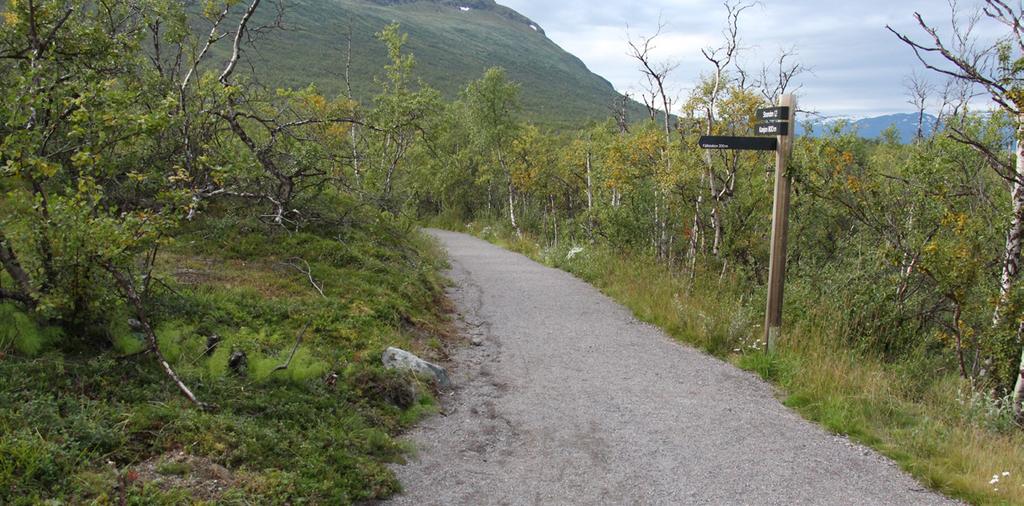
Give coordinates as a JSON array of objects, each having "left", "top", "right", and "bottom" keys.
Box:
[
  {"left": 0, "top": 215, "right": 449, "bottom": 503},
  {"left": 250, "top": 348, "right": 327, "bottom": 384},
  {"left": 0, "top": 429, "right": 63, "bottom": 504},
  {"left": 155, "top": 321, "right": 200, "bottom": 364},
  {"left": 0, "top": 304, "right": 61, "bottom": 356}
]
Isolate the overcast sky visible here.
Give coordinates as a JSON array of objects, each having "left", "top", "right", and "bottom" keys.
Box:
[{"left": 499, "top": 0, "right": 1000, "bottom": 118}]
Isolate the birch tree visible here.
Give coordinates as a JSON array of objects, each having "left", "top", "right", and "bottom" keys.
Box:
[
  {"left": 628, "top": 22, "right": 678, "bottom": 259},
  {"left": 889, "top": 0, "right": 1024, "bottom": 418},
  {"left": 688, "top": 1, "right": 753, "bottom": 262},
  {"left": 904, "top": 71, "right": 935, "bottom": 142},
  {"left": 366, "top": 24, "right": 441, "bottom": 210},
  {"left": 465, "top": 67, "right": 523, "bottom": 236},
  {"left": 0, "top": 0, "right": 215, "bottom": 407}
]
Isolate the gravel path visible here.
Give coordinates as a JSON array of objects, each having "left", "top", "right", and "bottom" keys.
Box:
[{"left": 386, "top": 229, "right": 956, "bottom": 505}]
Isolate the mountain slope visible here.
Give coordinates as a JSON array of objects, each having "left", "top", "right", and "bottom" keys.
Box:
[{"left": 242, "top": 0, "right": 644, "bottom": 127}]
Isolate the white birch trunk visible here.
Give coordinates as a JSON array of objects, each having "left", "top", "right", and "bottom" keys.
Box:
[
  {"left": 996, "top": 152, "right": 1024, "bottom": 325},
  {"left": 661, "top": 205, "right": 669, "bottom": 260},
  {"left": 498, "top": 151, "right": 521, "bottom": 238},
  {"left": 585, "top": 152, "right": 594, "bottom": 212},
  {"left": 551, "top": 195, "right": 558, "bottom": 248},
  {"left": 653, "top": 190, "right": 660, "bottom": 256},
  {"left": 1006, "top": 120, "right": 1024, "bottom": 418},
  {"left": 688, "top": 171, "right": 706, "bottom": 274},
  {"left": 507, "top": 181, "right": 520, "bottom": 238},
  {"left": 585, "top": 151, "right": 595, "bottom": 239},
  {"left": 711, "top": 205, "right": 722, "bottom": 257},
  {"left": 708, "top": 166, "right": 723, "bottom": 257}
]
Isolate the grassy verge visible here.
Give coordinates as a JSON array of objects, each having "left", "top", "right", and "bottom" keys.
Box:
[
  {"left": 0, "top": 213, "right": 453, "bottom": 504},
  {"left": 443, "top": 218, "right": 1024, "bottom": 506}
]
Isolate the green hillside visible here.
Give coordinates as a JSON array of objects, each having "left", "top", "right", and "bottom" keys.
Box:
[{"left": 238, "top": 0, "right": 645, "bottom": 127}]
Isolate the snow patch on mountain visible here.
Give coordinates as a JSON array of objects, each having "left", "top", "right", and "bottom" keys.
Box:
[{"left": 798, "top": 113, "right": 939, "bottom": 144}]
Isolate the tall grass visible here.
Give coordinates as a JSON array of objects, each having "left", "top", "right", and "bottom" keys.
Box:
[{"left": 453, "top": 220, "right": 1024, "bottom": 505}]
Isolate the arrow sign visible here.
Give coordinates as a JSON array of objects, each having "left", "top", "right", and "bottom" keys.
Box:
[
  {"left": 755, "top": 122, "right": 789, "bottom": 136},
  {"left": 699, "top": 136, "right": 777, "bottom": 151},
  {"left": 756, "top": 106, "right": 790, "bottom": 121}
]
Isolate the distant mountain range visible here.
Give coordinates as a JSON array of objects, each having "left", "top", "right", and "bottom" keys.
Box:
[{"left": 798, "top": 113, "right": 938, "bottom": 143}]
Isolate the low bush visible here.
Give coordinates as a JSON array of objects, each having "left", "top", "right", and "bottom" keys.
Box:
[{"left": 0, "top": 213, "right": 451, "bottom": 504}]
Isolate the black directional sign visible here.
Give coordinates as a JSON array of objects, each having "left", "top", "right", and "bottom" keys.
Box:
[
  {"left": 699, "top": 136, "right": 777, "bottom": 151},
  {"left": 755, "top": 122, "right": 789, "bottom": 136},
  {"left": 756, "top": 107, "right": 790, "bottom": 121}
]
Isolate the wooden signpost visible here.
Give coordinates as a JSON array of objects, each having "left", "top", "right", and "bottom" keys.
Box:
[{"left": 698, "top": 94, "right": 797, "bottom": 352}]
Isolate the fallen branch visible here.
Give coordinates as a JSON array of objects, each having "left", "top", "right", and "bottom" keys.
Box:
[
  {"left": 272, "top": 322, "right": 310, "bottom": 373},
  {"left": 152, "top": 275, "right": 188, "bottom": 301},
  {"left": 104, "top": 262, "right": 215, "bottom": 411},
  {"left": 280, "top": 257, "right": 326, "bottom": 298}
]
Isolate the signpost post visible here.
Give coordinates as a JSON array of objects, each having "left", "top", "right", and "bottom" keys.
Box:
[
  {"left": 698, "top": 94, "right": 797, "bottom": 352},
  {"left": 763, "top": 94, "right": 796, "bottom": 352}
]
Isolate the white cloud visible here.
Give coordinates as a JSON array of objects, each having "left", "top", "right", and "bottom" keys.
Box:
[{"left": 499, "top": 0, "right": 1003, "bottom": 116}]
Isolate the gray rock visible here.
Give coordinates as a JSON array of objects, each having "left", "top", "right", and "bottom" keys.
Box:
[
  {"left": 382, "top": 347, "right": 451, "bottom": 388},
  {"left": 228, "top": 351, "right": 247, "bottom": 375},
  {"left": 470, "top": 336, "right": 484, "bottom": 346},
  {"left": 205, "top": 333, "right": 222, "bottom": 356}
]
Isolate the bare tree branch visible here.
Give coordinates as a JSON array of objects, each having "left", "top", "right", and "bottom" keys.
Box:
[
  {"left": 104, "top": 263, "right": 214, "bottom": 411},
  {"left": 280, "top": 257, "right": 326, "bottom": 298},
  {"left": 219, "top": 0, "right": 263, "bottom": 85},
  {"left": 626, "top": 18, "right": 678, "bottom": 136},
  {"left": 905, "top": 70, "right": 935, "bottom": 141},
  {"left": 273, "top": 322, "right": 310, "bottom": 373},
  {"left": 759, "top": 46, "right": 807, "bottom": 103},
  {"left": 948, "top": 125, "right": 1017, "bottom": 181},
  {"left": 887, "top": 7, "right": 1015, "bottom": 113},
  {"left": 0, "top": 288, "right": 32, "bottom": 305},
  {"left": 181, "top": 5, "right": 230, "bottom": 92},
  {"left": 0, "top": 229, "right": 36, "bottom": 310}
]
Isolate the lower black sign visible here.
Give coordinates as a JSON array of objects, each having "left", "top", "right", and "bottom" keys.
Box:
[
  {"left": 755, "top": 122, "right": 789, "bottom": 136},
  {"left": 698, "top": 136, "right": 777, "bottom": 151}
]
